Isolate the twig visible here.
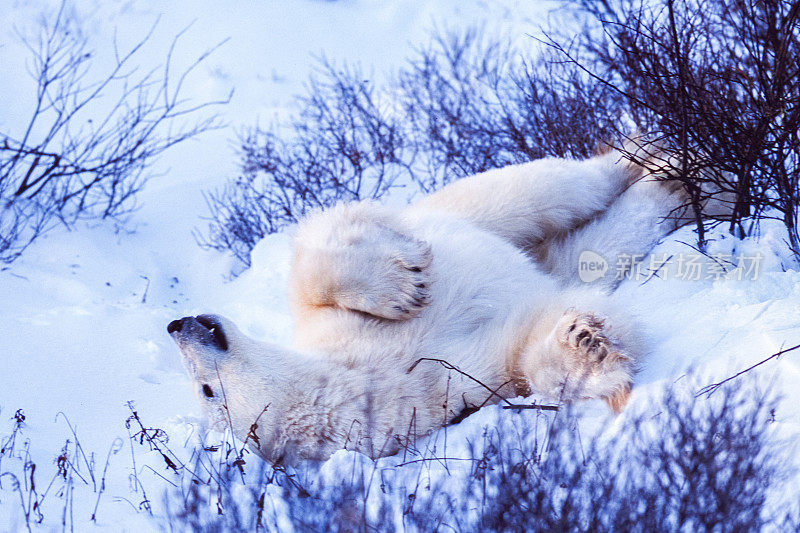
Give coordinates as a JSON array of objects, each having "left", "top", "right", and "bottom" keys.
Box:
[
  {"left": 140, "top": 465, "right": 178, "bottom": 487},
  {"left": 214, "top": 363, "right": 246, "bottom": 483},
  {"left": 407, "top": 358, "right": 558, "bottom": 411},
  {"left": 696, "top": 343, "right": 800, "bottom": 397},
  {"left": 54, "top": 412, "right": 95, "bottom": 490},
  {"left": 501, "top": 404, "right": 559, "bottom": 412},
  {"left": 91, "top": 438, "right": 123, "bottom": 522},
  {"left": 139, "top": 276, "right": 150, "bottom": 304},
  {"left": 0, "top": 472, "right": 33, "bottom": 533}
]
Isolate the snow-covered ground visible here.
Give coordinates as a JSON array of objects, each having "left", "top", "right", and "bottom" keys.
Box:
[{"left": 1, "top": 1, "right": 799, "bottom": 531}]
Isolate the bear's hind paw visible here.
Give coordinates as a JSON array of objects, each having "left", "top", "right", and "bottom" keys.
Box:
[{"left": 362, "top": 247, "right": 433, "bottom": 320}]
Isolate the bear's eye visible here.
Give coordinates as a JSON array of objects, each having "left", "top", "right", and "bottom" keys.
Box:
[{"left": 202, "top": 384, "right": 214, "bottom": 398}]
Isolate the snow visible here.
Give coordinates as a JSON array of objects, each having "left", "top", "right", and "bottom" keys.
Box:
[{"left": 1, "top": 0, "right": 799, "bottom": 531}]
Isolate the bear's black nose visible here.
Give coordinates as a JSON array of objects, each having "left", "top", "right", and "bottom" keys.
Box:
[{"left": 167, "top": 319, "right": 184, "bottom": 334}]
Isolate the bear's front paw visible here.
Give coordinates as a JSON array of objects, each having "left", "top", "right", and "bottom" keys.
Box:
[{"left": 553, "top": 309, "right": 633, "bottom": 411}]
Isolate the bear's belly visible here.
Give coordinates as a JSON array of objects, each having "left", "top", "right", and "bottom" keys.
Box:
[{"left": 293, "top": 215, "right": 559, "bottom": 408}]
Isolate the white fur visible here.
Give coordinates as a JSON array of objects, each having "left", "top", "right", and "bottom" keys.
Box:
[{"left": 171, "top": 150, "right": 689, "bottom": 463}]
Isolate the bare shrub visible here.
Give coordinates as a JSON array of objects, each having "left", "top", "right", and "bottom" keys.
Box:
[
  {"left": 398, "top": 28, "right": 623, "bottom": 192},
  {"left": 3, "top": 379, "right": 794, "bottom": 530},
  {"left": 408, "top": 381, "right": 787, "bottom": 532},
  {"left": 199, "top": 28, "right": 620, "bottom": 266},
  {"left": 198, "top": 61, "right": 412, "bottom": 266},
  {"left": 546, "top": 0, "right": 800, "bottom": 250},
  {"left": 0, "top": 409, "right": 124, "bottom": 532},
  {"left": 203, "top": 1, "right": 800, "bottom": 265},
  {"left": 149, "top": 380, "right": 794, "bottom": 532},
  {"left": 0, "top": 2, "right": 228, "bottom": 263}
]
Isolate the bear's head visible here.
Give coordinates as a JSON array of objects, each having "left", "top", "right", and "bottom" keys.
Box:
[
  {"left": 168, "top": 314, "right": 414, "bottom": 463},
  {"left": 167, "top": 314, "right": 284, "bottom": 458},
  {"left": 168, "top": 315, "right": 238, "bottom": 429}
]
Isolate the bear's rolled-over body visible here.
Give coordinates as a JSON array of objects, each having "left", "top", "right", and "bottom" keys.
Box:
[{"left": 170, "top": 148, "right": 695, "bottom": 463}]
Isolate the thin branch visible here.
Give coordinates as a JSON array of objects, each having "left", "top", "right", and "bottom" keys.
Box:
[{"left": 696, "top": 343, "right": 800, "bottom": 397}]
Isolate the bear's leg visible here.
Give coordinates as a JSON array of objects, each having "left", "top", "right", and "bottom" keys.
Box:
[
  {"left": 412, "top": 149, "right": 640, "bottom": 251},
  {"left": 534, "top": 175, "right": 688, "bottom": 290},
  {"left": 519, "top": 305, "right": 638, "bottom": 413},
  {"left": 290, "top": 202, "right": 433, "bottom": 320}
]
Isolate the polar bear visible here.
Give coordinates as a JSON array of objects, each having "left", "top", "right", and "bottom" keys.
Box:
[{"left": 168, "top": 149, "right": 692, "bottom": 464}]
